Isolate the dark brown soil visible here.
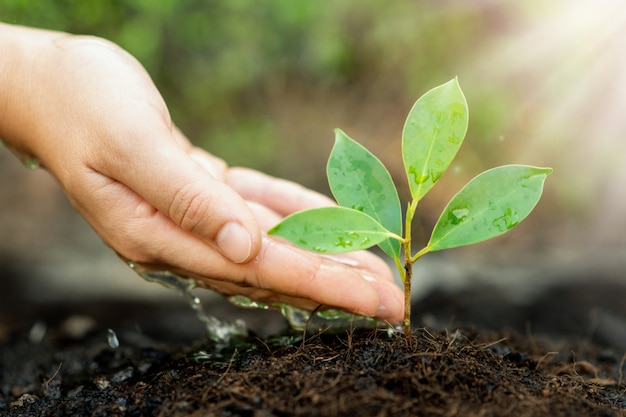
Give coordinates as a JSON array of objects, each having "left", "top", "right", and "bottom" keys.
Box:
[{"left": 1, "top": 274, "right": 625, "bottom": 416}]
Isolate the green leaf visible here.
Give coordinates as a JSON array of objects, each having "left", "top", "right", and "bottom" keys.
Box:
[
  {"left": 268, "top": 206, "right": 397, "bottom": 254},
  {"left": 327, "top": 129, "right": 402, "bottom": 258},
  {"left": 427, "top": 165, "right": 552, "bottom": 251},
  {"left": 402, "top": 77, "right": 469, "bottom": 201}
]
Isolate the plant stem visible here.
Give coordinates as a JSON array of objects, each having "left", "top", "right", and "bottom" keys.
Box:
[
  {"left": 403, "top": 250, "right": 412, "bottom": 337},
  {"left": 402, "top": 201, "right": 417, "bottom": 337}
]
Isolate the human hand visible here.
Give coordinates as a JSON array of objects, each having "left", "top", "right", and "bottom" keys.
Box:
[{"left": 0, "top": 25, "right": 404, "bottom": 323}]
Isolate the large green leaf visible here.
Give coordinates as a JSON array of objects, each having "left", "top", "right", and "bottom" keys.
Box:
[
  {"left": 402, "top": 78, "right": 469, "bottom": 201},
  {"left": 268, "top": 206, "right": 396, "bottom": 254},
  {"left": 427, "top": 165, "right": 552, "bottom": 252},
  {"left": 327, "top": 129, "right": 402, "bottom": 258}
]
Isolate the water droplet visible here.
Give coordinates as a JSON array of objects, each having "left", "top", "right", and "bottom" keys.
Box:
[
  {"left": 360, "top": 237, "right": 371, "bottom": 245},
  {"left": 448, "top": 135, "right": 459, "bottom": 144},
  {"left": 334, "top": 237, "right": 352, "bottom": 248},
  {"left": 107, "top": 329, "right": 119, "bottom": 348},
  {"left": 450, "top": 106, "right": 464, "bottom": 123},
  {"left": 28, "top": 321, "right": 47, "bottom": 344},
  {"left": 191, "top": 296, "right": 202, "bottom": 309},
  {"left": 491, "top": 218, "right": 506, "bottom": 231},
  {"left": 491, "top": 208, "right": 520, "bottom": 231},
  {"left": 313, "top": 245, "right": 328, "bottom": 253},
  {"left": 507, "top": 220, "right": 520, "bottom": 230},
  {"left": 22, "top": 157, "right": 41, "bottom": 169},
  {"left": 1, "top": 140, "right": 41, "bottom": 169},
  {"left": 409, "top": 167, "right": 430, "bottom": 184},
  {"left": 449, "top": 207, "right": 470, "bottom": 225}
]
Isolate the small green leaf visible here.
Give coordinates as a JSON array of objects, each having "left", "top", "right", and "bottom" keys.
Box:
[
  {"left": 402, "top": 77, "right": 469, "bottom": 201},
  {"left": 327, "top": 129, "right": 402, "bottom": 258},
  {"left": 427, "top": 165, "right": 552, "bottom": 251},
  {"left": 268, "top": 206, "right": 396, "bottom": 254}
]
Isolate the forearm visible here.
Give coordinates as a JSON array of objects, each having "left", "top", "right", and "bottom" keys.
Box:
[{"left": 0, "top": 23, "right": 61, "bottom": 158}]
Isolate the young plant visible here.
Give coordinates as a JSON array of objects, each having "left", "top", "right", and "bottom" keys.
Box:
[{"left": 268, "top": 78, "right": 551, "bottom": 336}]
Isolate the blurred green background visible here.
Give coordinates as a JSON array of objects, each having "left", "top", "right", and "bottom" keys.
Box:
[
  {"left": 1, "top": 0, "right": 625, "bottom": 302},
  {"left": 4, "top": 0, "right": 516, "bottom": 188}
]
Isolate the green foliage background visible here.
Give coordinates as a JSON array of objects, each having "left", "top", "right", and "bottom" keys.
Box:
[{"left": 1, "top": 1, "right": 517, "bottom": 185}]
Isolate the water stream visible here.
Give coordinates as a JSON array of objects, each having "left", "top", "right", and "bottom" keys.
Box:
[
  {"left": 128, "top": 263, "right": 386, "bottom": 342},
  {"left": 128, "top": 263, "right": 247, "bottom": 343}
]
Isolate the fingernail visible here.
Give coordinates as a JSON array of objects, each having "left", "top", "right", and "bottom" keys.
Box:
[{"left": 216, "top": 221, "right": 252, "bottom": 263}]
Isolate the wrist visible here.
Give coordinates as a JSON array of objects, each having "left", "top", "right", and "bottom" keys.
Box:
[{"left": 0, "top": 23, "right": 68, "bottom": 159}]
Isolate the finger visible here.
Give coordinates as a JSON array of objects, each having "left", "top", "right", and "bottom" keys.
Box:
[
  {"left": 226, "top": 167, "right": 335, "bottom": 216},
  {"left": 97, "top": 120, "right": 261, "bottom": 264},
  {"left": 318, "top": 251, "right": 397, "bottom": 284},
  {"left": 171, "top": 127, "right": 228, "bottom": 182},
  {"left": 245, "top": 200, "right": 397, "bottom": 286},
  {"left": 245, "top": 201, "right": 283, "bottom": 231},
  {"left": 75, "top": 174, "right": 403, "bottom": 322},
  {"left": 247, "top": 237, "right": 403, "bottom": 322},
  {"left": 188, "top": 148, "right": 228, "bottom": 182}
]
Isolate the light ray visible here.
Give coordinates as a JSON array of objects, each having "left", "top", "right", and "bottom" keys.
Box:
[{"left": 465, "top": 0, "right": 626, "bottom": 246}]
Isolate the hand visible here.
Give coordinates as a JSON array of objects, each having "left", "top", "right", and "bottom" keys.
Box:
[{"left": 0, "top": 24, "right": 404, "bottom": 323}]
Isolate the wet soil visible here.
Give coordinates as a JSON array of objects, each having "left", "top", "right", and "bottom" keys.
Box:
[{"left": 1, "top": 278, "right": 625, "bottom": 417}]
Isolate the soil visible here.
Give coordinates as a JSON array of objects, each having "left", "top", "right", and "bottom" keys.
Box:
[{"left": 1, "top": 270, "right": 625, "bottom": 417}]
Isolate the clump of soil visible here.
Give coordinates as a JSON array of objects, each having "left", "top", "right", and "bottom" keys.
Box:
[{"left": 1, "top": 280, "right": 625, "bottom": 416}]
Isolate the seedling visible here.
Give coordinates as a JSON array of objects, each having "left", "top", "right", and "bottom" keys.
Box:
[{"left": 269, "top": 78, "right": 551, "bottom": 337}]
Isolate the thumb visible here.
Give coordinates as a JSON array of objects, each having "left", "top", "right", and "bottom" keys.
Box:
[{"left": 110, "top": 142, "right": 262, "bottom": 264}]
